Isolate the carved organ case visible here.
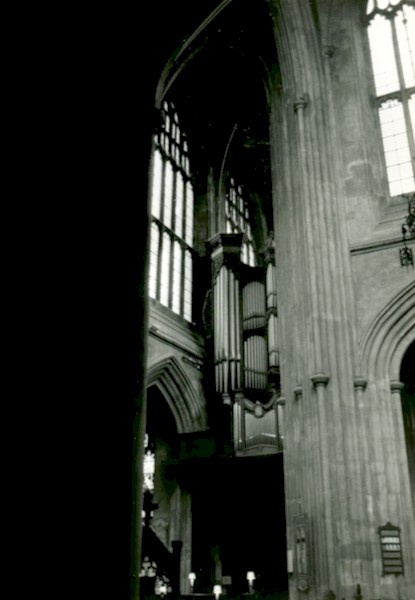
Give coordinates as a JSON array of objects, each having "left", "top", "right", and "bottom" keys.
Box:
[{"left": 208, "top": 232, "right": 284, "bottom": 456}]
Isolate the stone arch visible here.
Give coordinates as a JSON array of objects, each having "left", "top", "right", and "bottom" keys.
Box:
[
  {"left": 361, "top": 281, "right": 415, "bottom": 382},
  {"left": 147, "top": 356, "right": 207, "bottom": 434},
  {"left": 155, "top": 0, "right": 233, "bottom": 108}
]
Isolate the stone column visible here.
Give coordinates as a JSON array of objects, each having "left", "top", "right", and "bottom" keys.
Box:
[
  {"left": 171, "top": 540, "right": 183, "bottom": 599},
  {"left": 389, "top": 381, "right": 415, "bottom": 598},
  {"left": 268, "top": 0, "right": 378, "bottom": 597}
]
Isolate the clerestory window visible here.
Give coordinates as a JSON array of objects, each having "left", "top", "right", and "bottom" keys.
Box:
[
  {"left": 366, "top": 0, "right": 415, "bottom": 196},
  {"left": 149, "top": 102, "right": 194, "bottom": 322},
  {"left": 225, "top": 177, "right": 256, "bottom": 266}
]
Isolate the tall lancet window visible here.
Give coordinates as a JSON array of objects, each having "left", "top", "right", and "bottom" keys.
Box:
[
  {"left": 366, "top": 0, "right": 415, "bottom": 196},
  {"left": 149, "top": 101, "right": 194, "bottom": 322},
  {"left": 225, "top": 177, "right": 256, "bottom": 266}
]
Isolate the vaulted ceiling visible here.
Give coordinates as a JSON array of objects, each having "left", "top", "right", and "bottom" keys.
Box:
[{"left": 155, "top": 0, "right": 278, "bottom": 233}]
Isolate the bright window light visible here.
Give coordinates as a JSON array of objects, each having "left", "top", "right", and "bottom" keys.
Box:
[
  {"left": 367, "top": 1, "right": 415, "bottom": 196},
  {"left": 148, "top": 102, "right": 194, "bottom": 322}
]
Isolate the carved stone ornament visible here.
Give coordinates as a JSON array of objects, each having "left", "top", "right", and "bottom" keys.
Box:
[
  {"left": 294, "top": 512, "right": 310, "bottom": 592},
  {"left": 322, "top": 44, "right": 335, "bottom": 58},
  {"left": 211, "top": 254, "right": 240, "bottom": 283},
  {"left": 294, "top": 93, "right": 309, "bottom": 112},
  {"left": 212, "top": 255, "right": 225, "bottom": 283}
]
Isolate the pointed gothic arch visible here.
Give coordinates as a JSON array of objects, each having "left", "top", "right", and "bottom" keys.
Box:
[
  {"left": 361, "top": 280, "right": 415, "bottom": 381},
  {"left": 147, "top": 356, "right": 207, "bottom": 434}
]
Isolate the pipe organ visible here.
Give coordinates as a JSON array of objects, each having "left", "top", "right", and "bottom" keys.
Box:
[
  {"left": 242, "top": 276, "right": 268, "bottom": 391},
  {"left": 266, "top": 261, "right": 279, "bottom": 370},
  {"left": 214, "top": 264, "right": 242, "bottom": 398},
  {"left": 208, "top": 233, "right": 283, "bottom": 455}
]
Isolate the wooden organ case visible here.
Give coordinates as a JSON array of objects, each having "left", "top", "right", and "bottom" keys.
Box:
[{"left": 208, "top": 233, "right": 284, "bottom": 456}]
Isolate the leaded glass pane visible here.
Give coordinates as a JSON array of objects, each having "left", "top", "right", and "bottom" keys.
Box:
[
  {"left": 185, "top": 182, "right": 194, "bottom": 247},
  {"left": 172, "top": 241, "right": 182, "bottom": 315},
  {"left": 149, "top": 223, "right": 160, "bottom": 300},
  {"left": 379, "top": 100, "right": 414, "bottom": 194},
  {"left": 151, "top": 149, "right": 162, "bottom": 220},
  {"left": 175, "top": 172, "right": 184, "bottom": 238},
  {"left": 148, "top": 102, "right": 194, "bottom": 321},
  {"left": 396, "top": 6, "right": 415, "bottom": 88},
  {"left": 160, "top": 232, "right": 171, "bottom": 306},
  {"left": 163, "top": 162, "right": 173, "bottom": 230},
  {"left": 368, "top": 14, "right": 400, "bottom": 96},
  {"left": 409, "top": 94, "right": 415, "bottom": 135},
  {"left": 184, "top": 250, "right": 192, "bottom": 322}
]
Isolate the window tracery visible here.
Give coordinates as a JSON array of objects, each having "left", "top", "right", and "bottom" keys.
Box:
[
  {"left": 149, "top": 101, "right": 194, "bottom": 321},
  {"left": 366, "top": 1, "right": 415, "bottom": 196},
  {"left": 225, "top": 177, "right": 256, "bottom": 266}
]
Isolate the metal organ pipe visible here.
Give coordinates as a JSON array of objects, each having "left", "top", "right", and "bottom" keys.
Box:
[
  {"left": 266, "top": 263, "right": 277, "bottom": 310},
  {"left": 241, "top": 276, "right": 268, "bottom": 391},
  {"left": 268, "top": 314, "right": 279, "bottom": 368},
  {"left": 229, "top": 269, "right": 234, "bottom": 390},
  {"left": 214, "top": 271, "right": 219, "bottom": 392},
  {"left": 223, "top": 266, "right": 229, "bottom": 394},
  {"left": 218, "top": 266, "right": 224, "bottom": 393},
  {"left": 254, "top": 338, "right": 258, "bottom": 388},
  {"left": 213, "top": 262, "right": 244, "bottom": 396},
  {"left": 266, "top": 262, "right": 279, "bottom": 371},
  {"left": 235, "top": 277, "right": 241, "bottom": 389}
]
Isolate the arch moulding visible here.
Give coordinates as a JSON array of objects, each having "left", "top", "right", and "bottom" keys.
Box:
[
  {"left": 360, "top": 281, "right": 415, "bottom": 382},
  {"left": 147, "top": 355, "right": 208, "bottom": 434}
]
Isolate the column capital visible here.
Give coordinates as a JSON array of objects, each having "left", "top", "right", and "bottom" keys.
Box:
[
  {"left": 311, "top": 373, "right": 329, "bottom": 388},
  {"left": 277, "top": 396, "right": 286, "bottom": 406},
  {"left": 390, "top": 380, "right": 404, "bottom": 392},
  {"left": 353, "top": 376, "right": 367, "bottom": 390},
  {"left": 294, "top": 93, "right": 309, "bottom": 112},
  {"left": 293, "top": 385, "right": 303, "bottom": 400}
]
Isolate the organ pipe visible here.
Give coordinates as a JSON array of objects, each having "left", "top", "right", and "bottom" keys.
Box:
[
  {"left": 211, "top": 236, "right": 242, "bottom": 398},
  {"left": 243, "top": 281, "right": 266, "bottom": 330},
  {"left": 268, "top": 313, "right": 279, "bottom": 368},
  {"left": 209, "top": 232, "right": 282, "bottom": 456}
]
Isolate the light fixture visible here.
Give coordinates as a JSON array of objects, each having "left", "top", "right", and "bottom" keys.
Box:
[
  {"left": 159, "top": 583, "right": 168, "bottom": 598},
  {"left": 188, "top": 572, "right": 196, "bottom": 593},
  {"left": 213, "top": 584, "right": 222, "bottom": 600},
  {"left": 246, "top": 571, "right": 255, "bottom": 594},
  {"left": 399, "top": 194, "right": 415, "bottom": 269}
]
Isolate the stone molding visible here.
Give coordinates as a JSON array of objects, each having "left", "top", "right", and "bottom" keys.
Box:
[{"left": 311, "top": 373, "right": 329, "bottom": 388}]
